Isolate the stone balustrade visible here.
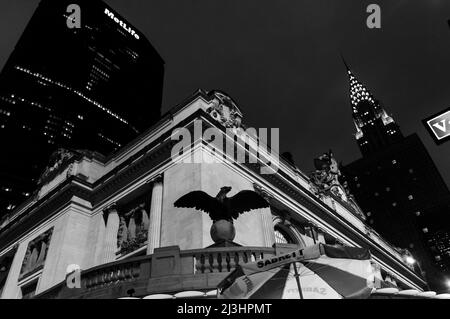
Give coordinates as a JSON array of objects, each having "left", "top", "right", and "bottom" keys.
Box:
[
  {"left": 34, "top": 245, "right": 277, "bottom": 299},
  {"left": 188, "top": 247, "right": 275, "bottom": 274},
  {"left": 83, "top": 258, "right": 143, "bottom": 289}
]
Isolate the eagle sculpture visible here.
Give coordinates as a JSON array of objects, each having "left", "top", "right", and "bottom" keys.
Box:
[{"left": 174, "top": 186, "right": 269, "bottom": 222}]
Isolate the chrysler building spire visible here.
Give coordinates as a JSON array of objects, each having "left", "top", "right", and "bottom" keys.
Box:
[
  {"left": 341, "top": 57, "right": 403, "bottom": 156},
  {"left": 341, "top": 55, "right": 378, "bottom": 114}
]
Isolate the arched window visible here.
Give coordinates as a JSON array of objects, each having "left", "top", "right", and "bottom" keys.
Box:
[
  {"left": 272, "top": 215, "right": 307, "bottom": 248},
  {"left": 274, "top": 226, "right": 295, "bottom": 244}
]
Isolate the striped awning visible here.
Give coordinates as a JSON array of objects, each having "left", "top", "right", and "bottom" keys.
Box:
[{"left": 217, "top": 243, "right": 373, "bottom": 299}]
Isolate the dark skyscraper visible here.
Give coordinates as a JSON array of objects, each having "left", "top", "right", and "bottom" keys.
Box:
[
  {"left": 341, "top": 61, "right": 450, "bottom": 291},
  {"left": 0, "top": 0, "right": 164, "bottom": 215}
]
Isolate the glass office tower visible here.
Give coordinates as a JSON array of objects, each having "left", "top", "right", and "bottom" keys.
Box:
[{"left": 0, "top": 0, "right": 165, "bottom": 215}]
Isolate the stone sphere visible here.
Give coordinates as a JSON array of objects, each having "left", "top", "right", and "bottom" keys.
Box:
[{"left": 210, "top": 220, "right": 235, "bottom": 243}]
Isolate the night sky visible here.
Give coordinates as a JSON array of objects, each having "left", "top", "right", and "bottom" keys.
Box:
[{"left": 1, "top": 0, "right": 449, "bottom": 187}]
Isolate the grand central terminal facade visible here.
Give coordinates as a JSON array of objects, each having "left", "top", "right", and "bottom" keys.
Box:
[{"left": 0, "top": 90, "right": 439, "bottom": 299}]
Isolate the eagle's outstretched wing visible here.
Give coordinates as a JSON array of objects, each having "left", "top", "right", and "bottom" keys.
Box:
[
  {"left": 228, "top": 190, "right": 269, "bottom": 219},
  {"left": 174, "top": 191, "right": 225, "bottom": 220}
]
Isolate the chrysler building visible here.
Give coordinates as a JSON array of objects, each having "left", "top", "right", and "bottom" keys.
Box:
[{"left": 343, "top": 57, "right": 403, "bottom": 156}]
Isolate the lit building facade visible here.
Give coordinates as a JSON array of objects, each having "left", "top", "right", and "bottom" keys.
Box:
[
  {"left": 0, "top": 0, "right": 164, "bottom": 216},
  {"left": 0, "top": 90, "right": 429, "bottom": 299},
  {"left": 341, "top": 61, "right": 450, "bottom": 292}
]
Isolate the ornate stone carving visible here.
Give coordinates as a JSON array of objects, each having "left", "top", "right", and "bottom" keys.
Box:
[
  {"left": 309, "top": 150, "right": 366, "bottom": 220},
  {"left": 309, "top": 150, "right": 341, "bottom": 196},
  {"left": 20, "top": 228, "right": 53, "bottom": 278},
  {"left": 206, "top": 91, "right": 243, "bottom": 129},
  {"left": 117, "top": 203, "right": 150, "bottom": 255},
  {"left": 37, "top": 149, "right": 76, "bottom": 185}
]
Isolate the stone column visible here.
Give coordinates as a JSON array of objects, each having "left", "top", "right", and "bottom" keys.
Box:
[
  {"left": 147, "top": 175, "right": 164, "bottom": 255},
  {"left": 253, "top": 184, "right": 275, "bottom": 247},
  {"left": 102, "top": 204, "right": 120, "bottom": 263}
]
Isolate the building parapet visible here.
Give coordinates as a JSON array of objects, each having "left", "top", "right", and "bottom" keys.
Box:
[{"left": 35, "top": 245, "right": 277, "bottom": 299}]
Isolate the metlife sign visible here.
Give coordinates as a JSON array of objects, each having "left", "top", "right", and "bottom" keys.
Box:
[
  {"left": 423, "top": 108, "right": 450, "bottom": 145},
  {"left": 104, "top": 8, "right": 140, "bottom": 40}
]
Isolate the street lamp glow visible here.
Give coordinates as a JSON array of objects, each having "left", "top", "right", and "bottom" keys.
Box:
[
  {"left": 405, "top": 256, "right": 415, "bottom": 264},
  {"left": 446, "top": 279, "right": 450, "bottom": 288}
]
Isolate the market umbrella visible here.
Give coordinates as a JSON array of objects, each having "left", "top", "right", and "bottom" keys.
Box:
[{"left": 217, "top": 243, "right": 373, "bottom": 299}]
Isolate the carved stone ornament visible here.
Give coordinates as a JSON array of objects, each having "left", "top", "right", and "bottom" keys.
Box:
[
  {"left": 20, "top": 228, "right": 53, "bottom": 278},
  {"left": 116, "top": 202, "right": 150, "bottom": 255},
  {"left": 206, "top": 91, "right": 243, "bottom": 129},
  {"left": 309, "top": 150, "right": 343, "bottom": 195},
  {"left": 309, "top": 150, "right": 366, "bottom": 220},
  {"left": 37, "top": 148, "right": 76, "bottom": 185}
]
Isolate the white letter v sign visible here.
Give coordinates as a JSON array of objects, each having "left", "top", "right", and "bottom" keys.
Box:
[{"left": 432, "top": 119, "right": 447, "bottom": 133}]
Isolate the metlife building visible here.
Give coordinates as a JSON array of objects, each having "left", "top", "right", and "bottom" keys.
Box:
[{"left": 0, "top": 0, "right": 164, "bottom": 216}]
